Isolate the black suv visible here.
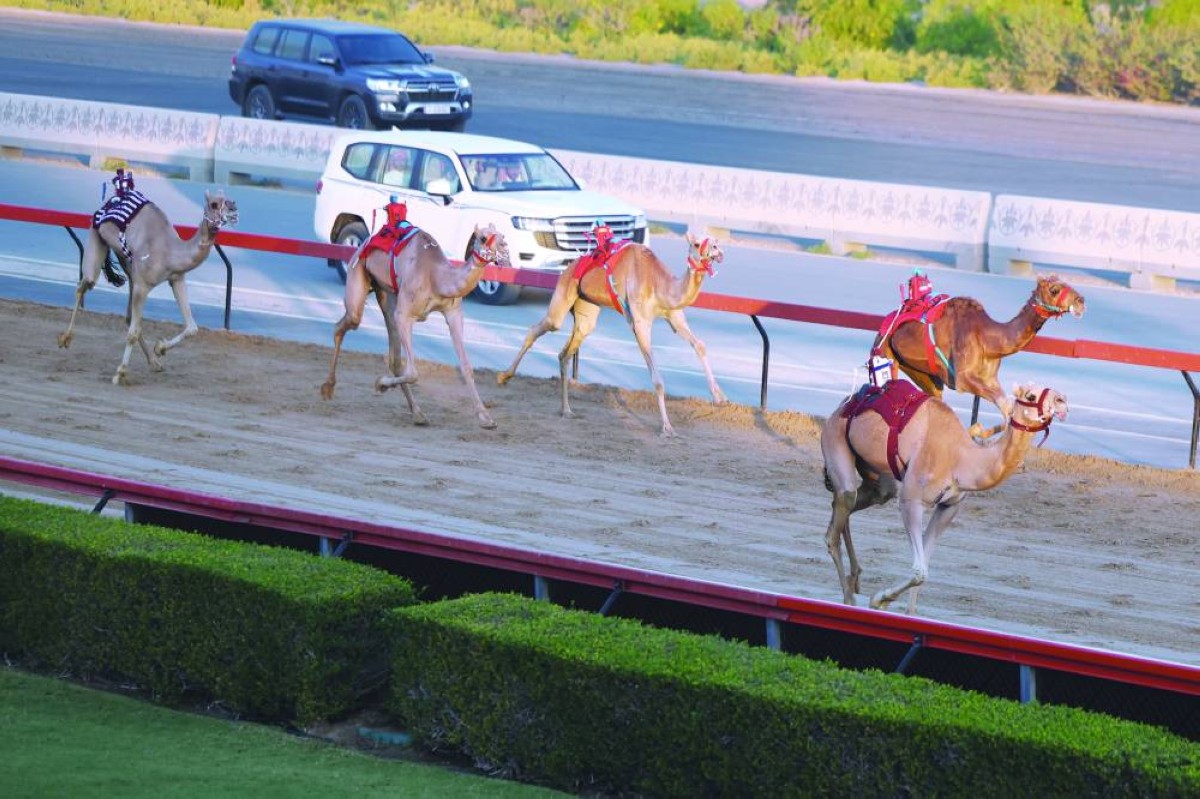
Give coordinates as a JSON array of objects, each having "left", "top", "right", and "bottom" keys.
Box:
[{"left": 228, "top": 19, "right": 472, "bottom": 131}]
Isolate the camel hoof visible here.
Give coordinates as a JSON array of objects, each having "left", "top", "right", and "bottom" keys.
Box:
[
  {"left": 148, "top": 359, "right": 164, "bottom": 373},
  {"left": 412, "top": 413, "right": 429, "bottom": 426},
  {"left": 497, "top": 372, "right": 512, "bottom": 386},
  {"left": 479, "top": 416, "right": 497, "bottom": 429},
  {"left": 660, "top": 425, "right": 678, "bottom": 438},
  {"left": 374, "top": 377, "right": 391, "bottom": 394},
  {"left": 112, "top": 371, "right": 127, "bottom": 386},
  {"left": 57, "top": 332, "right": 73, "bottom": 349},
  {"left": 153, "top": 340, "right": 167, "bottom": 357},
  {"left": 319, "top": 382, "right": 335, "bottom": 401}
]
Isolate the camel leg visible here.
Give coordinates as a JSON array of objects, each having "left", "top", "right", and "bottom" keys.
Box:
[
  {"left": 149, "top": 275, "right": 197, "bottom": 362},
  {"left": 904, "top": 501, "right": 962, "bottom": 614},
  {"left": 665, "top": 309, "right": 726, "bottom": 404},
  {"left": 114, "top": 282, "right": 152, "bottom": 385},
  {"left": 497, "top": 275, "right": 580, "bottom": 385},
  {"left": 320, "top": 260, "right": 370, "bottom": 400},
  {"left": 870, "top": 496, "right": 930, "bottom": 612},
  {"left": 557, "top": 302, "right": 600, "bottom": 420},
  {"left": 58, "top": 231, "right": 107, "bottom": 349},
  {"left": 824, "top": 490, "right": 859, "bottom": 605},
  {"left": 626, "top": 315, "right": 675, "bottom": 436},
  {"left": 442, "top": 305, "right": 495, "bottom": 429},
  {"left": 374, "top": 286, "right": 425, "bottom": 424}
]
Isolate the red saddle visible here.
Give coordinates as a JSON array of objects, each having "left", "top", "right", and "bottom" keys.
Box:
[{"left": 841, "top": 380, "right": 931, "bottom": 479}]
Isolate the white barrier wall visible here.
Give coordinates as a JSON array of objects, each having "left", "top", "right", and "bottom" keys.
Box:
[
  {"left": 553, "top": 149, "right": 992, "bottom": 271},
  {"left": 3, "top": 92, "right": 1196, "bottom": 292},
  {"left": 0, "top": 92, "right": 217, "bottom": 181},
  {"left": 989, "top": 195, "right": 1200, "bottom": 291},
  {"left": 213, "top": 116, "right": 338, "bottom": 187}
]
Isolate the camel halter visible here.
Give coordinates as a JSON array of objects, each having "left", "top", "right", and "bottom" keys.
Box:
[
  {"left": 688, "top": 239, "right": 723, "bottom": 276},
  {"left": 204, "top": 200, "right": 237, "bottom": 231},
  {"left": 468, "top": 232, "right": 502, "bottom": 266},
  {"left": 1009, "top": 388, "right": 1056, "bottom": 445},
  {"left": 1029, "top": 285, "right": 1074, "bottom": 319}
]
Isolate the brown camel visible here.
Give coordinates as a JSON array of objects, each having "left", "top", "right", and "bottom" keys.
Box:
[
  {"left": 874, "top": 275, "right": 1084, "bottom": 424},
  {"left": 820, "top": 380, "right": 1068, "bottom": 614},
  {"left": 58, "top": 190, "right": 239, "bottom": 385},
  {"left": 320, "top": 223, "right": 510, "bottom": 429},
  {"left": 496, "top": 233, "right": 726, "bottom": 437}
]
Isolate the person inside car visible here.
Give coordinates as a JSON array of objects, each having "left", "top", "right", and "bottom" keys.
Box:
[{"left": 383, "top": 148, "right": 411, "bottom": 188}]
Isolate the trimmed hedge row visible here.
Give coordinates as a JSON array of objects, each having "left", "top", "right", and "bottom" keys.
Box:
[
  {"left": 388, "top": 593, "right": 1200, "bottom": 797},
  {"left": 0, "top": 496, "right": 418, "bottom": 724}
]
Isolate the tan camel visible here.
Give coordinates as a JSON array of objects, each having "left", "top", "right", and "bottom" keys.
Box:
[
  {"left": 496, "top": 233, "right": 726, "bottom": 437},
  {"left": 58, "top": 190, "right": 239, "bottom": 385},
  {"left": 875, "top": 274, "right": 1084, "bottom": 423},
  {"left": 320, "top": 223, "right": 510, "bottom": 429},
  {"left": 820, "top": 380, "right": 1068, "bottom": 614}
]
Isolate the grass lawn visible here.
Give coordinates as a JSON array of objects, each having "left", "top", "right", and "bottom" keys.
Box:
[{"left": 0, "top": 666, "right": 565, "bottom": 798}]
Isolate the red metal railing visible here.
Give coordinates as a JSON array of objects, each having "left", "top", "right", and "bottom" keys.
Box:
[
  {"left": 1, "top": 200, "right": 1197, "bottom": 468},
  {"left": 2, "top": 455, "right": 1196, "bottom": 699}
]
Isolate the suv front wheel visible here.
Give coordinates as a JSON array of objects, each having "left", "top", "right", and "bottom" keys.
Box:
[
  {"left": 330, "top": 221, "right": 369, "bottom": 283},
  {"left": 243, "top": 85, "right": 276, "bottom": 120},
  {"left": 471, "top": 278, "right": 522, "bottom": 306},
  {"left": 337, "top": 95, "right": 375, "bottom": 129}
]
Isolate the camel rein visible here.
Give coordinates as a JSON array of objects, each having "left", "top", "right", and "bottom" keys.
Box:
[{"left": 1029, "top": 293, "right": 1071, "bottom": 319}]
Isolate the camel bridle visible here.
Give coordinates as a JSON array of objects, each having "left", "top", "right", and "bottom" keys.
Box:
[
  {"left": 468, "top": 231, "right": 505, "bottom": 267},
  {"left": 688, "top": 238, "right": 723, "bottom": 276},
  {"left": 1009, "top": 388, "right": 1062, "bottom": 444},
  {"left": 1029, "top": 282, "right": 1077, "bottom": 319},
  {"left": 204, "top": 199, "right": 238, "bottom": 231}
]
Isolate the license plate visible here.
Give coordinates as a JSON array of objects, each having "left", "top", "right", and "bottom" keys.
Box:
[{"left": 422, "top": 103, "right": 454, "bottom": 115}]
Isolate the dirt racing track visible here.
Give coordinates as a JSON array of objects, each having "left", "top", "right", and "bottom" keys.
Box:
[{"left": 1, "top": 298, "right": 1198, "bottom": 669}]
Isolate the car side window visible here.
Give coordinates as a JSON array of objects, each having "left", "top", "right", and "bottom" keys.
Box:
[
  {"left": 341, "top": 143, "right": 375, "bottom": 181},
  {"left": 250, "top": 26, "right": 279, "bottom": 56},
  {"left": 308, "top": 34, "right": 336, "bottom": 65},
  {"left": 419, "top": 154, "right": 460, "bottom": 194},
  {"left": 380, "top": 146, "right": 415, "bottom": 189},
  {"left": 277, "top": 29, "right": 309, "bottom": 62}
]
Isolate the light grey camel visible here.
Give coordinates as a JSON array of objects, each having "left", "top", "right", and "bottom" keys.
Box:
[
  {"left": 320, "top": 223, "right": 510, "bottom": 429},
  {"left": 58, "top": 190, "right": 239, "bottom": 385},
  {"left": 820, "top": 381, "right": 1068, "bottom": 614},
  {"left": 496, "top": 233, "right": 726, "bottom": 437}
]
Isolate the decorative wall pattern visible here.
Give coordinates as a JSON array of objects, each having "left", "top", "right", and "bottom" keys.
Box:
[
  {"left": 554, "top": 149, "right": 990, "bottom": 243},
  {"left": 214, "top": 117, "right": 336, "bottom": 169},
  {"left": 0, "top": 92, "right": 216, "bottom": 155},
  {"left": 991, "top": 195, "right": 1200, "bottom": 270}
]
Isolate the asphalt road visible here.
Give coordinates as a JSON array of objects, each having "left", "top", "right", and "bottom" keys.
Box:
[{"left": 1, "top": 8, "right": 1199, "bottom": 211}]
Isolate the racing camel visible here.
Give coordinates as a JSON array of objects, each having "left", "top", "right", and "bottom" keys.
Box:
[
  {"left": 820, "top": 380, "right": 1069, "bottom": 614},
  {"left": 58, "top": 177, "right": 238, "bottom": 385},
  {"left": 496, "top": 231, "right": 726, "bottom": 437},
  {"left": 873, "top": 274, "right": 1084, "bottom": 432},
  {"left": 320, "top": 221, "right": 510, "bottom": 429}
]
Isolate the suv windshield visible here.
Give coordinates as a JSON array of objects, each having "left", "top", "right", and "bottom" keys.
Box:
[
  {"left": 463, "top": 153, "right": 578, "bottom": 192},
  {"left": 338, "top": 33, "right": 424, "bottom": 66}
]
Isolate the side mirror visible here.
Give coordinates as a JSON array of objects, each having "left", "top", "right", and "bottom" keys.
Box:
[
  {"left": 425, "top": 178, "right": 454, "bottom": 197},
  {"left": 423, "top": 52, "right": 435, "bottom": 65}
]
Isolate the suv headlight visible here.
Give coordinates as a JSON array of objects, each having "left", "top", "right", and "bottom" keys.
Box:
[
  {"left": 634, "top": 214, "right": 648, "bottom": 228},
  {"left": 455, "top": 75, "right": 471, "bottom": 90},
  {"left": 367, "top": 78, "right": 406, "bottom": 94},
  {"left": 512, "top": 216, "right": 555, "bottom": 232}
]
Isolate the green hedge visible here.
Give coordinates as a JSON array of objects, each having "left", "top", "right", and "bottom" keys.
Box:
[
  {"left": 388, "top": 593, "right": 1200, "bottom": 797},
  {"left": 0, "top": 496, "right": 418, "bottom": 724}
]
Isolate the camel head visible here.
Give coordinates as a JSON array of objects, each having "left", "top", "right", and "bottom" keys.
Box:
[
  {"left": 202, "top": 190, "right": 239, "bottom": 231},
  {"left": 1008, "top": 383, "right": 1069, "bottom": 439},
  {"left": 1031, "top": 275, "right": 1085, "bottom": 319},
  {"left": 685, "top": 232, "right": 724, "bottom": 277},
  {"left": 468, "top": 223, "right": 511, "bottom": 268}
]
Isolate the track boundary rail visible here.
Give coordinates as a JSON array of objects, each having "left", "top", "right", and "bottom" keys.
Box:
[
  {"left": 1, "top": 454, "right": 1196, "bottom": 701},
  {"left": 2, "top": 202, "right": 1197, "bottom": 467}
]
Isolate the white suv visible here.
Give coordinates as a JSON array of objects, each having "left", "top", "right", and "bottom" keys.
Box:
[{"left": 313, "top": 130, "right": 649, "bottom": 304}]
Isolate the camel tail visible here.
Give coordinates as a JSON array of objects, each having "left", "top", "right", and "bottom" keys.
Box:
[{"left": 101, "top": 252, "right": 127, "bottom": 288}]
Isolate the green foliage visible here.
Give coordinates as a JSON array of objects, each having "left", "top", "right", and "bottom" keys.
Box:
[
  {"left": 388, "top": 592, "right": 1200, "bottom": 797},
  {"left": 1, "top": 0, "right": 1196, "bottom": 104},
  {"left": 0, "top": 496, "right": 418, "bottom": 724}
]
